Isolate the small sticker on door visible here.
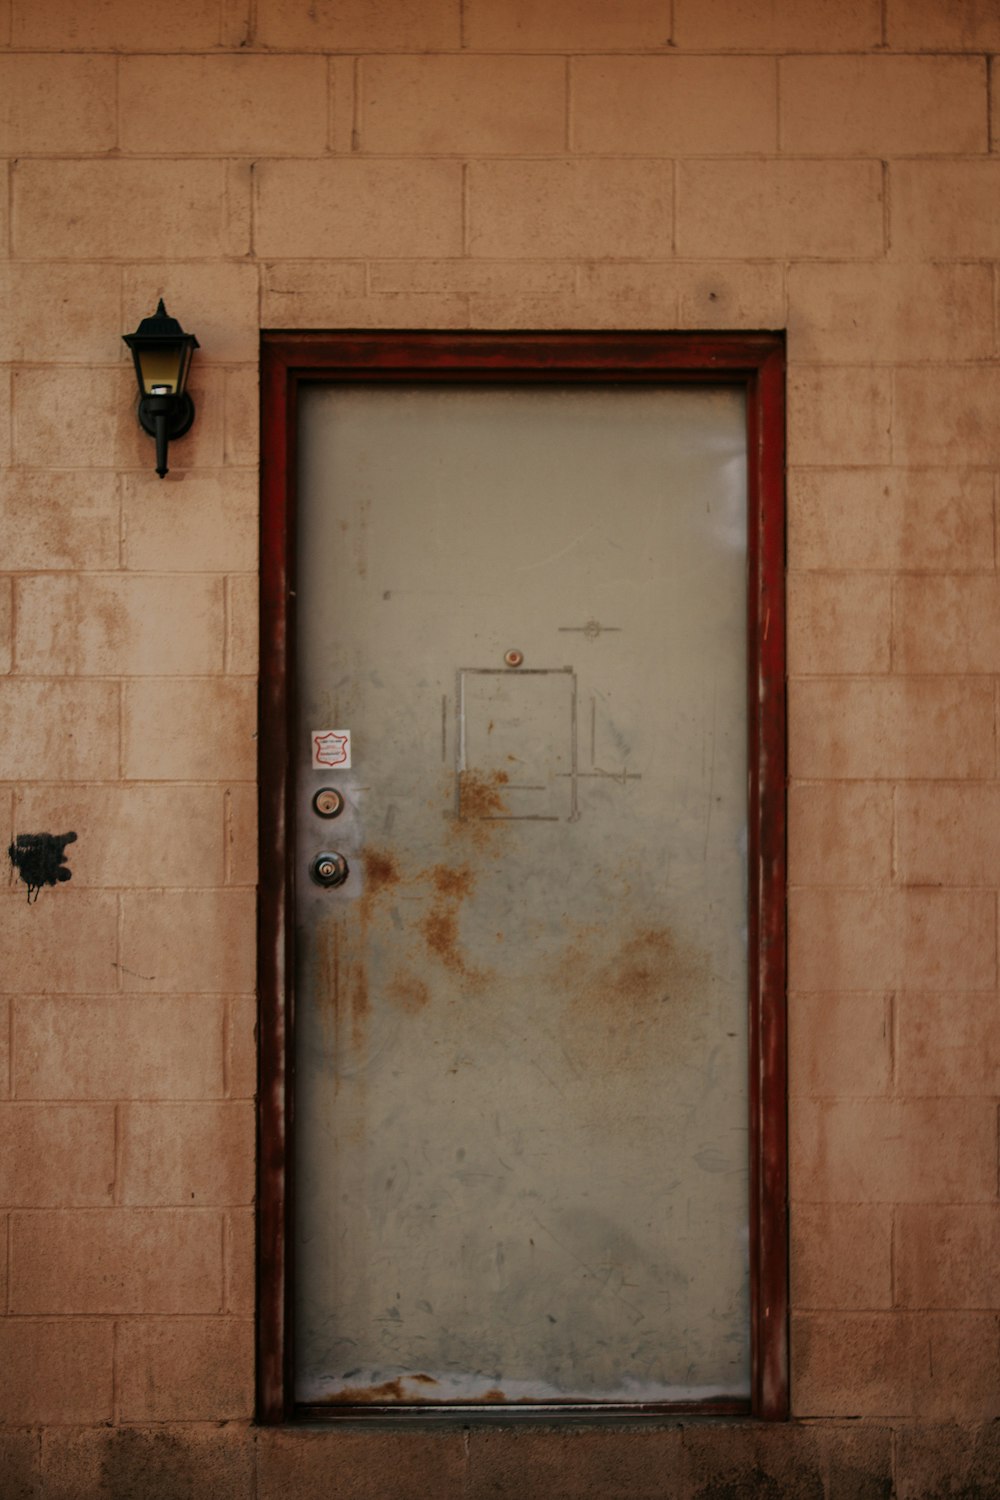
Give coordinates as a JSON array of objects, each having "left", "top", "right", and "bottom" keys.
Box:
[{"left": 312, "top": 729, "right": 351, "bottom": 769}]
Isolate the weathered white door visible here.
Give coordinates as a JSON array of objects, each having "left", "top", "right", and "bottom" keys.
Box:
[{"left": 293, "top": 381, "right": 750, "bottom": 1407}]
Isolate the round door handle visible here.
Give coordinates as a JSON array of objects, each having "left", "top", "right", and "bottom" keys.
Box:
[{"left": 311, "top": 851, "right": 349, "bottom": 888}]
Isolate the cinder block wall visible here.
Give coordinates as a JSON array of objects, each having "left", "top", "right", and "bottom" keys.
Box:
[{"left": 1, "top": 1, "right": 998, "bottom": 1495}]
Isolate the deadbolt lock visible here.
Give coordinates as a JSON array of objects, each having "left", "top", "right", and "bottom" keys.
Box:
[
  {"left": 311, "top": 851, "right": 349, "bottom": 888},
  {"left": 312, "top": 787, "right": 345, "bottom": 819}
]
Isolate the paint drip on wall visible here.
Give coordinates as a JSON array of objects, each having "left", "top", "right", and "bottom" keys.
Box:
[{"left": 8, "top": 831, "right": 77, "bottom": 903}]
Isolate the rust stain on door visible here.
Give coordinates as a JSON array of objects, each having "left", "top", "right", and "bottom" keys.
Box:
[
  {"left": 420, "top": 860, "right": 488, "bottom": 983},
  {"left": 323, "top": 1372, "right": 439, "bottom": 1404},
  {"left": 457, "top": 768, "right": 509, "bottom": 828},
  {"left": 554, "top": 924, "right": 711, "bottom": 1074}
]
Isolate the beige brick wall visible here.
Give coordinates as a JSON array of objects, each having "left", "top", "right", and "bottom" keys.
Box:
[{"left": 1, "top": 0, "right": 998, "bottom": 1492}]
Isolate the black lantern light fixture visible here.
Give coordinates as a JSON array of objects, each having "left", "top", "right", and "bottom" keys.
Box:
[{"left": 123, "top": 300, "right": 199, "bottom": 478}]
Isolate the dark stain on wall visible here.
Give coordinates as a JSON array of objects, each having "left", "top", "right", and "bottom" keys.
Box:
[{"left": 8, "top": 831, "right": 77, "bottom": 902}]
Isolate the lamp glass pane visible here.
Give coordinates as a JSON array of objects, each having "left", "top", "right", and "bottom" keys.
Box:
[
  {"left": 137, "top": 346, "right": 182, "bottom": 395},
  {"left": 177, "top": 343, "right": 194, "bottom": 392}
]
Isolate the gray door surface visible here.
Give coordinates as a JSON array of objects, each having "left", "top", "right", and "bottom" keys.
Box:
[{"left": 294, "top": 382, "right": 750, "bottom": 1406}]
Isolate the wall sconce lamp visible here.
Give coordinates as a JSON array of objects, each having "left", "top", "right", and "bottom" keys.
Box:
[{"left": 123, "top": 300, "right": 199, "bottom": 477}]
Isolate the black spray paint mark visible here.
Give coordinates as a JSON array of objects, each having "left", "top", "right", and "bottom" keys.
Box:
[{"left": 8, "top": 832, "right": 77, "bottom": 903}]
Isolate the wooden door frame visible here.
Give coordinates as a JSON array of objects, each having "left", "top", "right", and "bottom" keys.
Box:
[{"left": 257, "top": 331, "right": 788, "bottom": 1423}]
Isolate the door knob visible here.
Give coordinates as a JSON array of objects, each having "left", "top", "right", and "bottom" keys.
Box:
[{"left": 311, "top": 851, "right": 349, "bottom": 888}]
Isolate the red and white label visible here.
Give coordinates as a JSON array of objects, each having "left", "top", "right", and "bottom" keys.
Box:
[{"left": 311, "top": 729, "right": 351, "bottom": 769}]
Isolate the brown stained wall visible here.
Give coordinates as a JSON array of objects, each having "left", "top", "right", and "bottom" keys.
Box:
[{"left": 0, "top": 0, "right": 998, "bottom": 1494}]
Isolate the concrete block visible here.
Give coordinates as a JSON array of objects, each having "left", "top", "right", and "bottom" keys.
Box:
[
  {"left": 895, "top": 1204, "right": 1000, "bottom": 1310},
  {"left": 120, "top": 1101, "right": 254, "bottom": 1205},
  {"left": 122, "top": 678, "right": 256, "bottom": 781},
  {"left": 13, "top": 995, "right": 227, "bottom": 1101},
  {"left": 788, "top": 368, "right": 891, "bottom": 467},
  {"left": 892, "top": 160, "right": 1000, "bottom": 259},
  {"left": 261, "top": 260, "right": 468, "bottom": 328},
  {"left": 465, "top": 0, "right": 670, "bottom": 50},
  {"left": 10, "top": 1209, "right": 224, "bottom": 1314},
  {"left": 0, "top": 576, "right": 11, "bottom": 674},
  {"left": 117, "top": 1317, "right": 254, "bottom": 1421},
  {"left": 11, "top": 0, "right": 225, "bottom": 49},
  {"left": 789, "top": 678, "right": 994, "bottom": 780},
  {"left": 790, "top": 1097, "right": 998, "bottom": 1202},
  {"left": 895, "top": 1422, "right": 1000, "bottom": 1499},
  {"left": 895, "top": 991, "right": 1000, "bottom": 1099},
  {"left": 677, "top": 160, "right": 883, "bottom": 259},
  {"left": 787, "top": 573, "right": 891, "bottom": 674},
  {"left": 0, "top": 998, "right": 8, "bottom": 1098},
  {"left": 887, "top": 0, "right": 1000, "bottom": 49},
  {"left": 468, "top": 160, "right": 671, "bottom": 259},
  {"left": 789, "top": 992, "right": 892, "bottom": 1098},
  {"left": 255, "top": 160, "right": 463, "bottom": 258},
  {"left": 0, "top": 472, "right": 119, "bottom": 572},
  {"left": 676, "top": 260, "right": 785, "bottom": 328},
  {"left": 572, "top": 56, "right": 777, "bottom": 155},
  {"left": 791, "top": 1203, "right": 893, "bottom": 1309},
  {"left": 120, "top": 55, "right": 327, "bottom": 155},
  {"left": 895, "top": 366, "right": 1000, "bottom": 465},
  {"left": 13, "top": 160, "right": 249, "bottom": 260},
  {"left": 254, "top": 0, "right": 460, "bottom": 50},
  {"left": 15, "top": 574, "right": 224, "bottom": 676},
  {"left": 258, "top": 1428, "right": 468, "bottom": 1500},
  {"left": 0, "top": 1103, "right": 115, "bottom": 1206},
  {"left": 120, "top": 889, "right": 256, "bottom": 994},
  {"left": 40, "top": 1425, "right": 255, "bottom": 1500},
  {"left": 675, "top": 0, "right": 881, "bottom": 50},
  {"left": 122, "top": 471, "right": 257, "bottom": 574},
  {"left": 368, "top": 261, "right": 574, "bottom": 297},
  {"left": 225, "top": 784, "right": 257, "bottom": 887},
  {"left": 225, "top": 574, "right": 259, "bottom": 676},
  {"left": 788, "top": 263, "right": 993, "bottom": 364},
  {"left": 0, "top": 891, "right": 118, "bottom": 993},
  {"left": 788, "top": 781, "right": 893, "bottom": 886},
  {"left": 225, "top": 1208, "right": 255, "bottom": 1315},
  {"left": 794, "top": 1313, "right": 1000, "bottom": 1419},
  {"left": 897, "top": 782, "right": 1000, "bottom": 886},
  {"left": 790, "top": 884, "right": 997, "bottom": 992},
  {"left": 787, "top": 469, "right": 995, "bottom": 574},
  {"left": 781, "top": 56, "right": 986, "bottom": 155},
  {"left": 0, "top": 263, "right": 122, "bottom": 363},
  {"left": 12, "top": 368, "right": 119, "bottom": 469},
  {"left": 0, "top": 1430, "right": 38, "bottom": 1500},
  {"left": 467, "top": 1427, "right": 689, "bottom": 1498},
  {"left": 224, "top": 367, "right": 259, "bottom": 466},
  {"left": 0, "top": 55, "right": 116, "bottom": 153},
  {"left": 0, "top": 1320, "right": 113, "bottom": 1423},
  {"left": 362, "top": 56, "right": 565, "bottom": 155},
  {"left": 0, "top": 680, "right": 119, "bottom": 782}
]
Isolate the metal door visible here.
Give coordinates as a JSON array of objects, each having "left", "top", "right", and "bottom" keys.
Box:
[{"left": 290, "top": 377, "right": 753, "bottom": 1409}]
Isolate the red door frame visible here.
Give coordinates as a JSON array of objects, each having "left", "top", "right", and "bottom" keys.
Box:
[{"left": 258, "top": 331, "right": 788, "bottom": 1423}]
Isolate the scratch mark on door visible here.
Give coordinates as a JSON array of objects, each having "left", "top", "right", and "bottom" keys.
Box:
[
  {"left": 704, "top": 683, "right": 718, "bottom": 860},
  {"left": 515, "top": 531, "right": 593, "bottom": 573}
]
